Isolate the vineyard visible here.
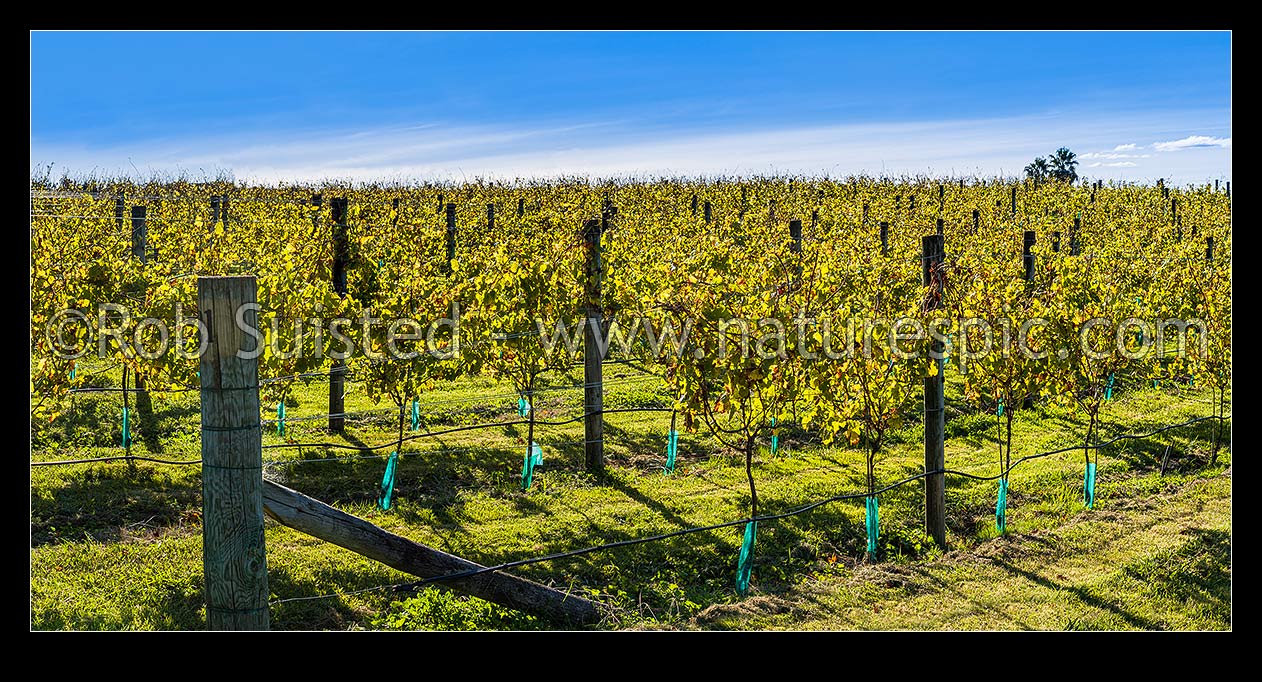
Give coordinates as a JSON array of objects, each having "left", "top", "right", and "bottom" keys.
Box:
[{"left": 29, "top": 176, "right": 1232, "bottom": 630}]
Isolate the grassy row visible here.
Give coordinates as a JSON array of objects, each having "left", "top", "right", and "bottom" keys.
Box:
[{"left": 31, "top": 362, "right": 1231, "bottom": 630}]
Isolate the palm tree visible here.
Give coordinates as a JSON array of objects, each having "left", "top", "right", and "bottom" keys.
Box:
[
  {"left": 1050, "top": 147, "right": 1078, "bottom": 184},
  {"left": 1024, "top": 157, "right": 1051, "bottom": 184}
]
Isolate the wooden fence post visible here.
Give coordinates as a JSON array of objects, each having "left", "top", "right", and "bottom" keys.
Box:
[
  {"left": 210, "top": 195, "right": 221, "bottom": 231},
  {"left": 879, "top": 221, "right": 889, "bottom": 256},
  {"left": 329, "top": 197, "right": 349, "bottom": 433},
  {"left": 1022, "top": 230, "right": 1037, "bottom": 409},
  {"left": 130, "top": 205, "right": 147, "bottom": 263},
  {"left": 1023, "top": 230, "right": 1035, "bottom": 282},
  {"left": 487, "top": 203, "right": 495, "bottom": 231},
  {"left": 445, "top": 202, "right": 457, "bottom": 273},
  {"left": 582, "top": 218, "right": 605, "bottom": 473},
  {"left": 704, "top": 200, "right": 712, "bottom": 224},
  {"left": 198, "top": 275, "right": 269, "bottom": 630},
  {"left": 922, "top": 234, "right": 946, "bottom": 550}
]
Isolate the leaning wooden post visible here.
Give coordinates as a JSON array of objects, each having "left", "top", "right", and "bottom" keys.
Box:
[
  {"left": 198, "top": 275, "right": 269, "bottom": 630},
  {"left": 582, "top": 218, "right": 605, "bottom": 472},
  {"left": 922, "top": 234, "right": 947, "bottom": 550},
  {"left": 329, "top": 197, "right": 349, "bottom": 433}
]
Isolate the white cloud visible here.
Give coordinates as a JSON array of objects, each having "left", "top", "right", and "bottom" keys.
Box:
[
  {"left": 1153, "top": 135, "right": 1232, "bottom": 152},
  {"left": 29, "top": 112, "right": 1232, "bottom": 185},
  {"left": 1082, "top": 152, "right": 1150, "bottom": 160},
  {"left": 1113, "top": 143, "right": 1140, "bottom": 151}
]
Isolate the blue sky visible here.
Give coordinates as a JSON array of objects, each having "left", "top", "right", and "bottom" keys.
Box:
[{"left": 30, "top": 31, "right": 1231, "bottom": 184}]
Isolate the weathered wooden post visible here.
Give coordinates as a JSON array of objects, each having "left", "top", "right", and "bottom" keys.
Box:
[
  {"left": 582, "top": 218, "right": 605, "bottom": 472},
  {"left": 329, "top": 197, "right": 349, "bottom": 433},
  {"left": 922, "top": 234, "right": 946, "bottom": 550},
  {"left": 198, "top": 275, "right": 269, "bottom": 630}
]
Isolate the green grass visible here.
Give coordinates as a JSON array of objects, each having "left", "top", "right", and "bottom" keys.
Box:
[{"left": 30, "top": 362, "right": 1231, "bottom": 630}]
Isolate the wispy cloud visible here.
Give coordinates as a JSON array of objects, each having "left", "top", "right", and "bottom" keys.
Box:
[
  {"left": 1113, "top": 143, "right": 1140, "bottom": 151},
  {"left": 1081, "top": 151, "right": 1151, "bottom": 160},
  {"left": 30, "top": 112, "right": 1231, "bottom": 184},
  {"left": 1153, "top": 135, "right": 1231, "bottom": 152}
]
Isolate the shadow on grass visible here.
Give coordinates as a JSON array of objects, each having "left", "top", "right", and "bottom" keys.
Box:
[
  {"left": 31, "top": 465, "right": 202, "bottom": 548},
  {"left": 986, "top": 556, "right": 1159, "bottom": 629}
]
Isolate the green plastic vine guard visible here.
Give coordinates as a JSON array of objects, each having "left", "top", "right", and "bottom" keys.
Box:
[
  {"left": 770, "top": 416, "right": 779, "bottom": 456},
  {"left": 521, "top": 443, "right": 536, "bottom": 490},
  {"left": 531, "top": 442, "right": 543, "bottom": 467},
  {"left": 997, "top": 399, "right": 1004, "bottom": 417},
  {"left": 865, "top": 496, "right": 879, "bottom": 555},
  {"left": 411, "top": 399, "right": 420, "bottom": 431},
  {"left": 996, "top": 478, "right": 1009, "bottom": 533},
  {"left": 735, "top": 520, "right": 758, "bottom": 595},
  {"left": 1083, "top": 462, "right": 1097, "bottom": 509},
  {"left": 378, "top": 451, "right": 399, "bottom": 511},
  {"left": 69, "top": 362, "right": 75, "bottom": 380},
  {"left": 518, "top": 397, "right": 530, "bottom": 417},
  {"left": 121, "top": 407, "right": 130, "bottom": 448},
  {"left": 276, "top": 402, "right": 285, "bottom": 436},
  {"left": 664, "top": 429, "right": 678, "bottom": 474},
  {"left": 1105, "top": 373, "right": 1115, "bottom": 401}
]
